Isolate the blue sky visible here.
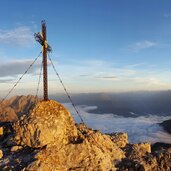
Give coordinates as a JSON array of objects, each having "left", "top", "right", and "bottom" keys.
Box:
[{"left": 0, "top": 0, "right": 171, "bottom": 96}]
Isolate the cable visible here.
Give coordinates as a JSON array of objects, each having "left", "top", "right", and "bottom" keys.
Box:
[
  {"left": 48, "top": 53, "right": 107, "bottom": 153},
  {"left": 35, "top": 60, "right": 43, "bottom": 100},
  {"left": 27, "top": 59, "right": 43, "bottom": 113},
  {"left": 48, "top": 53, "right": 84, "bottom": 124},
  {"left": 0, "top": 51, "right": 42, "bottom": 106}
]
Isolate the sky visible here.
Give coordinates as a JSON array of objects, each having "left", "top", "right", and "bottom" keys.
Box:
[{"left": 1, "top": 0, "right": 171, "bottom": 96}]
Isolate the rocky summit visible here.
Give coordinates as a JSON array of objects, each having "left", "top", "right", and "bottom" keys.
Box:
[
  {"left": 0, "top": 96, "right": 171, "bottom": 170},
  {"left": 13, "top": 100, "right": 78, "bottom": 148}
]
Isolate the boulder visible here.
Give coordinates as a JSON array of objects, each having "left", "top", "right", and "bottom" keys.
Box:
[{"left": 13, "top": 100, "right": 78, "bottom": 148}]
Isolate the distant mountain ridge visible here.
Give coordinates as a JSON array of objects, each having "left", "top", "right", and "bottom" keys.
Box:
[
  {"left": 1, "top": 90, "right": 171, "bottom": 122},
  {"left": 160, "top": 119, "right": 171, "bottom": 134},
  {"left": 0, "top": 95, "right": 37, "bottom": 122},
  {"left": 51, "top": 90, "right": 171, "bottom": 117}
]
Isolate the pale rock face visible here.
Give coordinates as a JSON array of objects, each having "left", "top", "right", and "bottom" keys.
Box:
[{"left": 13, "top": 100, "right": 78, "bottom": 148}]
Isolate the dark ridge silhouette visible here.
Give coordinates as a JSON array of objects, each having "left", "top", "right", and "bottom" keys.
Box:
[
  {"left": 160, "top": 119, "right": 171, "bottom": 134},
  {"left": 50, "top": 90, "right": 171, "bottom": 117}
]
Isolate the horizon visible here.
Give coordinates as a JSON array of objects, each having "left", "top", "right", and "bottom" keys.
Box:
[
  {"left": 1, "top": 1, "right": 171, "bottom": 95},
  {"left": 2, "top": 87, "right": 171, "bottom": 99},
  {"left": 1, "top": 89, "right": 171, "bottom": 100}
]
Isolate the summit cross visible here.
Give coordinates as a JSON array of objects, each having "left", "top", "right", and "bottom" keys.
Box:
[{"left": 34, "top": 20, "right": 52, "bottom": 101}]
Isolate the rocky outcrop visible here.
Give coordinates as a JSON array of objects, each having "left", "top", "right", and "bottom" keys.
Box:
[
  {"left": 117, "top": 148, "right": 171, "bottom": 171},
  {"left": 0, "top": 96, "right": 171, "bottom": 170},
  {"left": 13, "top": 100, "right": 78, "bottom": 148},
  {"left": 0, "top": 99, "right": 126, "bottom": 170},
  {"left": 13, "top": 100, "right": 125, "bottom": 170}
]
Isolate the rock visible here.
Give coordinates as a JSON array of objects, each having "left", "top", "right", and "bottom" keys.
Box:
[
  {"left": 153, "top": 149, "right": 171, "bottom": 170},
  {"left": 116, "top": 154, "right": 158, "bottom": 171},
  {"left": 86, "top": 131, "right": 125, "bottom": 161},
  {"left": 28, "top": 142, "right": 117, "bottom": 171},
  {"left": 11, "top": 146, "right": 22, "bottom": 152},
  {"left": 76, "top": 123, "right": 125, "bottom": 160},
  {"left": 0, "top": 127, "right": 3, "bottom": 137},
  {"left": 1, "top": 95, "right": 171, "bottom": 170},
  {"left": 117, "top": 149, "right": 171, "bottom": 171},
  {"left": 0, "top": 150, "right": 3, "bottom": 159},
  {"left": 110, "top": 132, "right": 128, "bottom": 148},
  {"left": 125, "top": 143, "right": 151, "bottom": 159},
  {"left": 25, "top": 123, "right": 124, "bottom": 170},
  {"left": 152, "top": 142, "right": 171, "bottom": 151},
  {"left": 75, "top": 123, "right": 94, "bottom": 134},
  {"left": 13, "top": 100, "right": 78, "bottom": 148}
]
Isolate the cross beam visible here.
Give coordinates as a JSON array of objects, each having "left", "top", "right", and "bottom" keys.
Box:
[{"left": 34, "top": 20, "right": 52, "bottom": 101}]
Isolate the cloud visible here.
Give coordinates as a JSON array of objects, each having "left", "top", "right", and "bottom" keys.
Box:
[
  {"left": 64, "top": 103, "right": 171, "bottom": 144},
  {"left": 126, "top": 63, "right": 145, "bottom": 68},
  {"left": 128, "top": 40, "right": 157, "bottom": 52},
  {"left": 132, "top": 77, "right": 168, "bottom": 87},
  {"left": 0, "top": 60, "right": 42, "bottom": 78},
  {"left": 0, "top": 26, "right": 34, "bottom": 47},
  {"left": 94, "top": 73, "right": 117, "bottom": 80},
  {"left": 97, "top": 76, "right": 117, "bottom": 79},
  {"left": 80, "top": 71, "right": 118, "bottom": 80},
  {"left": 81, "top": 68, "right": 136, "bottom": 81},
  {"left": 0, "top": 78, "right": 14, "bottom": 83}
]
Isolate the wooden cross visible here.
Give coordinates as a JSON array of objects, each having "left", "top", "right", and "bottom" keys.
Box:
[{"left": 34, "top": 20, "right": 52, "bottom": 101}]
